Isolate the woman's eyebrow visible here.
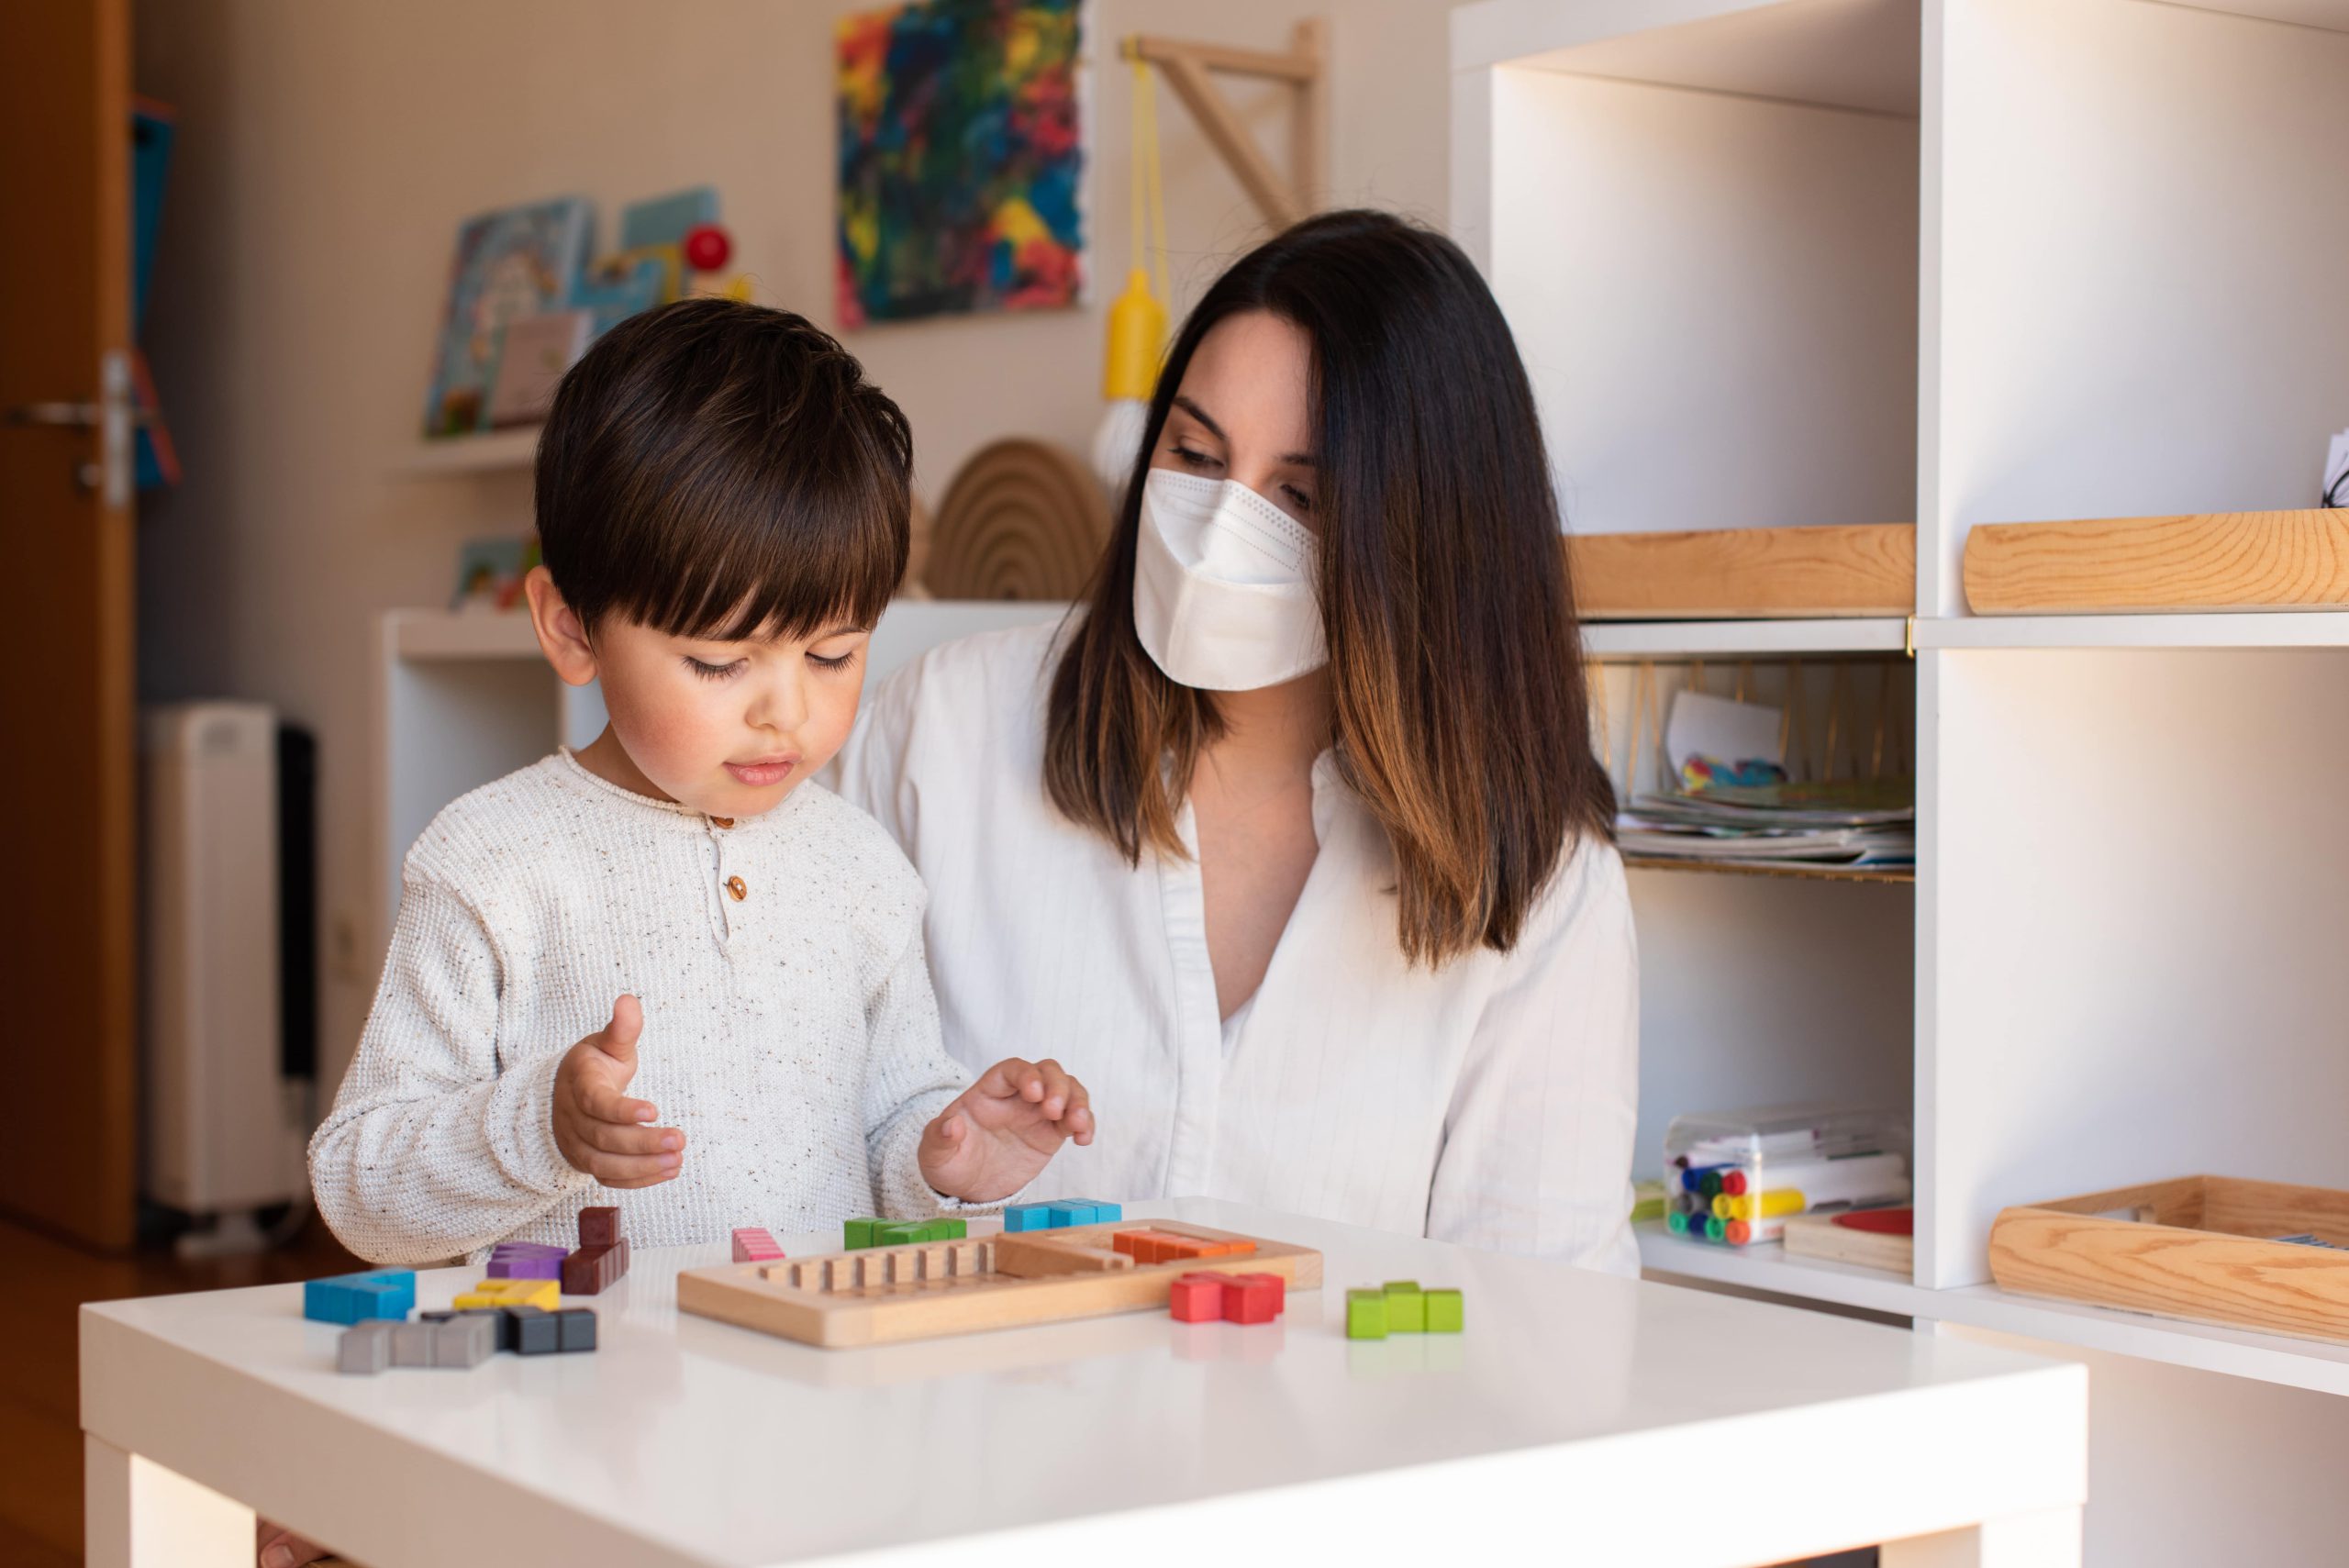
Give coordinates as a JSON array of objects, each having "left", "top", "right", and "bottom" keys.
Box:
[{"left": 1171, "top": 395, "right": 1225, "bottom": 439}]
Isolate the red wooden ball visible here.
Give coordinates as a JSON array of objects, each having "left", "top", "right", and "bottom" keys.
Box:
[{"left": 683, "top": 223, "right": 733, "bottom": 272}]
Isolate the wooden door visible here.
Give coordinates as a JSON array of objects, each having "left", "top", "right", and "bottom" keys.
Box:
[{"left": 0, "top": 0, "right": 137, "bottom": 1248}]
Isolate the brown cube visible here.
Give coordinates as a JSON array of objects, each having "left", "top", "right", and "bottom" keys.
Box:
[
  {"left": 577, "top": 1205, "right": 620, "bottom": 1248},
  {"left": 561, "top": 1237, "right": 630, "bottom": 1296}
]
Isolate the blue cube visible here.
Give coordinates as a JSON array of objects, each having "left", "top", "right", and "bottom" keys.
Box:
[
  {"left": 1002, "top": 1203, "right": 1054, "bottom": 1233},
  {"left": 304, "top": 1269, "right": 417, "bottom": 1326},
  {"left": 1045, "top": 1198, "right": 1120, "bottom": 1227}
]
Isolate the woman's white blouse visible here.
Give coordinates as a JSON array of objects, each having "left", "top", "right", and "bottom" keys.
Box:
[{"left": 831, "top": 621, "right": 1640, "bottom": 1275}]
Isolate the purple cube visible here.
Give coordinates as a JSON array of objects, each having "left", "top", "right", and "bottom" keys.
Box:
[
  {"left": 487, "top": 1252, "right": 565, "bottom": 1280},
  {"left": 489, "top": 1240, "right": 569, "bottom": 1260}
]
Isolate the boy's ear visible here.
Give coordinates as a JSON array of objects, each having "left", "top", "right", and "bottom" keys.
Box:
[{"left": 525, "top": 566, "right": 599, "bottom": 687}]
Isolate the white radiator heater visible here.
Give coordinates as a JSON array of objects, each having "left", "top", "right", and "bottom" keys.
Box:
[{"left": 140, "top": 703, "right": 309, "bottom": 1227}]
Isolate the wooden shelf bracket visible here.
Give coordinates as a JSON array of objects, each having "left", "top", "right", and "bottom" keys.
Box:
[{"left": 1124, "top": 21, "right": 1327, "bottom": 228}]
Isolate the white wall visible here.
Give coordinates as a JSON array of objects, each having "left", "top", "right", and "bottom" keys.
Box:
[{"left": 132, "top": 0, "right": 1463, "bottom": 1095}]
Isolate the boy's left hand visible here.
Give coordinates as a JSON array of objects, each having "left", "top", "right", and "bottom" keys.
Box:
[{"left": 918, "top": 1057, "right": 1094, "bottom": 1204}]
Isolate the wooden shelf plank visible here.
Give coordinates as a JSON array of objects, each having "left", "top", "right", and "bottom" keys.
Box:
[
  {"left": 1920, "top": 610, "right": 2349, "bottom": 650},
  {"left": 1964, "top": 508, "right": 2349, "bottom": 615},
  {"left": 399, "top": 428, "right": 540, "bottom": 476},
  {"left": 1569, "top": 524, "right": 1915, "bottom": 619}
]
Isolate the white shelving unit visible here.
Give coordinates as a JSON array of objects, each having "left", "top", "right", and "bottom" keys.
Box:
[
  {"left": 399, "top": 428, "right": 541, "bottom": 476},
  {"left": 1456, "top": 1, "right": 2349, "bottom": 1561}
]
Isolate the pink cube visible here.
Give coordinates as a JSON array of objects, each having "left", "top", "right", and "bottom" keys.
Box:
[{"left": 731, "top": 1227, "right": 785, "bottom": 1265}]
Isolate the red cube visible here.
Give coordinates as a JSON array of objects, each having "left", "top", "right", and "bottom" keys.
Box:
[
  {"left": 1168, "top": 1272, "right": 1227, "bottom": 1323},
  {"left": 1224, "top": 1273, "right": 1285, "bottom": 1324}
]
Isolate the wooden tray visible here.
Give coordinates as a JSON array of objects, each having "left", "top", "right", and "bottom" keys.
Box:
[
  {"left": 1784, "top": 1207, "right": 1913, "bottom": 1274},
  {"left": 1567, "top": 523, "right": 1915, "bottom": 619},
  {"left": 677, "top": 1219, "right": 1322, "bottom": 1348},
  {"left": 1963, "top": 508, "right": 2349, "bottom": 614},
  {"left": 1987, "top": 1176, "right": 2349, "bottom": 1343}
]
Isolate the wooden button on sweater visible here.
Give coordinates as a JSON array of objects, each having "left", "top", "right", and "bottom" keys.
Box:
[{"left": 725, "top": 875, "right": 748, "bottom": 901}]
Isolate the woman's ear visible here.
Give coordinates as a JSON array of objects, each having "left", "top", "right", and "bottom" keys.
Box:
[{"left": 525, "top": 566, "right": 599, "bottom": 687}]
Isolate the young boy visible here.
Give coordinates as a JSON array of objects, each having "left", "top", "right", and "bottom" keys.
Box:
[{"left": 309, "top": 299, "right": 1092, "bottom": 1264}]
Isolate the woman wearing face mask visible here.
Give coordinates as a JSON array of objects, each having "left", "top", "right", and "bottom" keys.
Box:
[{"left": 833, "top": 209, "right": 1634, "bottom": 1272}]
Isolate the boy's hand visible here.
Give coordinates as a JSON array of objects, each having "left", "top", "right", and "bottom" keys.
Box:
[
  {"left": 551, "top": 995, "right": 685, "bottom": 1188},
  {"left": 918, "top": 1057, "right": 1095, "bottom": 1204}
]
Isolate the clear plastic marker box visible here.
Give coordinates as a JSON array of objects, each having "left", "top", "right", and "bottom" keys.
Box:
[{"left": 1664, "top": 1103, "right": 1912, "bottom": 1246}]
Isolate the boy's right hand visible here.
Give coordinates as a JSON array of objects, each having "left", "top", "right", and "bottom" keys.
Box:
[{"left": 551, "top": 995, "right": 685, "bottom": 1187}]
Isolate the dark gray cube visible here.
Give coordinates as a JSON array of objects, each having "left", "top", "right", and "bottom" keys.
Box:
[
  {"left": 508, "top": 1305, "right": 561, "bottom": 1355},
  {"left": 554, "top": 1307, "right": 597, "bottom": 1353}
]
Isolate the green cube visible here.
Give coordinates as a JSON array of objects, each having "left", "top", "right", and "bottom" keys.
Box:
[
  {"left": 874, "top": 1221, "right": 926, "bottom": 1248},
  {"left": 843, "top": 1217, "right": 883, "bottom": 1251},
  {"left": 933, "top": 1217, "right": 967, "bottom": 1241},
  {"left": 1424, "top": 1287, "right": 1464, "bottom": 1334},
  {"left": 1346, "top": 1288, "right": 1389, "bottom": 1340},
  {"left": 1383, "top": 1281, "right": 1426, "bottom": 1333}
]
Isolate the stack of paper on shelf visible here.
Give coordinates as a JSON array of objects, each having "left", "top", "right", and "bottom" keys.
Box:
[{"left": 1618, "top": 780, "right": 1915, "bottom": 869}]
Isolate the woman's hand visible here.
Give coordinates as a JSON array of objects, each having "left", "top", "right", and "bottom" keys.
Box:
[
  {"left": 918, "top": 1057, "right": 1094, "bottom": 1203},
  {"left": 551, "top": 995, "right": 685, "bottom": 1188}
]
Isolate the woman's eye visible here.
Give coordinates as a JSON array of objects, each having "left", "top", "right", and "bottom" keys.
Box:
[
  {"left": 684, "top": 657, "right": 744, "bottom": 682},
  {"left": 809, "top": 650, "right": 856, "bottom": 672},
  {"left": 1172, "top": 445, "right": 1221, "bottom": 470},
  {"left": 1281, "top": 484, "right": 1314, "bottom": 514}
]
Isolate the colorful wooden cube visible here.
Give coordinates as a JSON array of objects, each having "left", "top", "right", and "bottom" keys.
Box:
[
  {"left": 731, "top": 1228, "right": 785, "bottom": 1264},
  {"left": 1383, "top": 1281, "right": 1426, "bottom": 1333},
  {"left": 1001, "top": 1203, "right": 1054, "bottom": 1232},
  {"left": 1346, "top": 1288, "right": 1390, "bottom": 1340},
  {"left": 1169, "top": 1273, "right": 1227, "bottom": 1323},
  {"left": 1424, "top": 1287, "right": 1464, "bottom": 1333},
  {"left": 842, "top": 1217, "right": 883, "bottom": 1250},
  {"left": 507, "top": 1305, "right": 561, "bottom": 1354},
  {"left": 430, "top": 1312, "right": 499, "bottom": 1368},
  {"left": 1224, "top": 1273, "right": 1286, "bottom": 1325},
  {"left": 577, "top": 1206, "right": 620, "bottom": 1248},
  {"left": 303, "top": 1269, "right": 416, "bottom": 1326},
  {"left": 337, "top": 1320, "right": 394, "bottom": 1373},
  {"left": 487, "top": 1250, "right": 565, "bottom": 1280},
  {"left": 390, "top": 1321, "right": 436, "bottom": 1367},
  {"left": 562, "top": 1239, "right": 629, "bottom": 1296},
  {"left": 554, "top": 1307, "right": 597, "bottom": 1352},
  {"left": 454, "top": 1277, "right": 558, "bottom": 1312},
  {"left": 873, "top": 1220, "right": 927, "bottom": 1249}
]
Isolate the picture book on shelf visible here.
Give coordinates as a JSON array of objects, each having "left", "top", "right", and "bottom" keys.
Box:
[{"left": 422, "top": 197, "right": 594, "bottom": 439}]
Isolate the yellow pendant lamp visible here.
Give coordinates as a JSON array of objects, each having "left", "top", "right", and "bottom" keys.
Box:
[{"left": 1089, "top": 56, "right": 1170, "bottom": 494}]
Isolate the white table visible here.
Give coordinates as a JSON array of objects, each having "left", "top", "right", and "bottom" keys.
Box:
[{"left": 82, "top": 1198, "right": 2086, "bottom": 1568}]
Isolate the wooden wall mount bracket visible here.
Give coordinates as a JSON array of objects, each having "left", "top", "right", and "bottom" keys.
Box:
[{"left": 1125, "top": 20, "right": 1327, "bottom": 228}]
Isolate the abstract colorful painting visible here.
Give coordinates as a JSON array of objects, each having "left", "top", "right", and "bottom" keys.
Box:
[{"left": 835, "top": 0, "right": 1083, "bottom": 328}]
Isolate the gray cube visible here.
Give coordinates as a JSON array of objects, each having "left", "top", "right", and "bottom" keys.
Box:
[
  {"left": 429, "top": 1312, "right": 499, "bottom": 1368},
  {"left": 337, "top": 1320, "right": 394, "bottom": 1374},
  {"left": 390, "top": 1321, "right": 436, "bottom": 1367}
]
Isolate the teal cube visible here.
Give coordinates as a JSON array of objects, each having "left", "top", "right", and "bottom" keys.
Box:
[
  {"left": 842, "top": 1217, "right": 883, "bottom": 1251},
  {"left": 1383, "top": 1281, "right": 1426, "bottom": 1333},
  {"left": 1425, "top": 1288, "right": 1464, "bottom": 1333},
  {"left": 1002, "top": 1203, "right": 1052, "bottom": 1232},
  {"left": 1346, "top": 1288, "right": 1389, "bottom": 1340}
]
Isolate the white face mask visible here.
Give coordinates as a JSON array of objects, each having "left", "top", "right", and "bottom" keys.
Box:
[{"left": 1131, "top": 467, "right": 1327, "bottom": 692}]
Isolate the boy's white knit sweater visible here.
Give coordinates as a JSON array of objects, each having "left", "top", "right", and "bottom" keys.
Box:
[{"left": 309, "top": 751, "right": 969, "bottom": 1265}]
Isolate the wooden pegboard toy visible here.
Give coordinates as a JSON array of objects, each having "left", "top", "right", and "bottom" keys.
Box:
[{"left": 677, "top": 1219, "right": 1322, "bottom": 1348}]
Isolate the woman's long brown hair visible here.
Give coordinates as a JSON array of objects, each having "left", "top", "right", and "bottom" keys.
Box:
[{"left": 1044, "top": 209, "right": 1616, "bottom": 966}]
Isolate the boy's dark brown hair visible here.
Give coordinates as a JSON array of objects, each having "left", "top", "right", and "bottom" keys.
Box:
[{"left": 535, "top": 297, "right": 912, "bottom": 640}]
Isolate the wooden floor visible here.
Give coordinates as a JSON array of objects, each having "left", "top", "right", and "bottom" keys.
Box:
[{"left": 0, "top": 1211, "right": 362, "bottom": 1566}]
